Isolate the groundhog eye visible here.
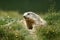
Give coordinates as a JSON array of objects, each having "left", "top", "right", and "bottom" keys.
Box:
[{"left": 27, "top": 13, "right": 30, "bottom": 15}]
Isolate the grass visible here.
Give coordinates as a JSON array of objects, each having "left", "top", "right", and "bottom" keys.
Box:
[
  {"left": 0, "top": 11, "right": 33, "bottom": 40},
  {"left": 36, "top": 12, "right": 60, "bottom": 40},
  {"left": 0, "top": 10, "right": 60, "bottom": 40}
]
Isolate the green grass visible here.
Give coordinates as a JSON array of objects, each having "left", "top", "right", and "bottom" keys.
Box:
[
  {"left": 0, "top": 11, "right": 33, "bottom": 40},
  {"left": 0, "top": 11, "right": 60, "bottom": 40},
  {"left": 36, "top": 12, "right": 60, "bottom": 40},
  {"left": 0, "top": 17, "right": 33, "bottom": 40}
]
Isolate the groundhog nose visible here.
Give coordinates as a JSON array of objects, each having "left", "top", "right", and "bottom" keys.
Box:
[{"left": 23, "top": 16, "right": 26, "bottom": 19}]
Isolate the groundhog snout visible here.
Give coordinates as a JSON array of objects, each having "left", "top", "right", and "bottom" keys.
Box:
[{"left": 23, "top": 16, "right": 27, "bottom": 19}]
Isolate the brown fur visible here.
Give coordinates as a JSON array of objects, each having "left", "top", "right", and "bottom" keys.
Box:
[{"left": 25, "top": 18, "right": 35, "bottom": 29}]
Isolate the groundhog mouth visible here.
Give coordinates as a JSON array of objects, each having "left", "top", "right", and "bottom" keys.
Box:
[
  {"left": 23, "top": 16, "right": 35, "bottom": 29},
  {"left": 26, "top": 19, "right": 34, "bottom": 29}
]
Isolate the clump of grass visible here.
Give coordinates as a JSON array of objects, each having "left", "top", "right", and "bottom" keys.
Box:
[
  {"left": 0, "top": 17, "right": 33, "bottom": 40},
  {"left": 36, "top": 12, "right": 60, "bottom": 40}
]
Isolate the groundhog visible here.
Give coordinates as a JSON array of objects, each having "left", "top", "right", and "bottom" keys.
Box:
[{"left": 22, "top": 12, "right": 47, "bottom": 29}]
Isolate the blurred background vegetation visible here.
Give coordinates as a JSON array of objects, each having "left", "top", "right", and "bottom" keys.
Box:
[
  {"left": 0, "top": 0, "right": 60, "bottom": 13},
  {"left": 0, "top": 0, "right": 60, "bottom": 40}
]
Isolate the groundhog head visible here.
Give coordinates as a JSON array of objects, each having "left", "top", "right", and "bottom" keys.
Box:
[
  {"left": 23, "top": 12, "right": 36, "bottom": 29},
  {"left": 23, "top": 12, "right": 47, "bottom": 29}
]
